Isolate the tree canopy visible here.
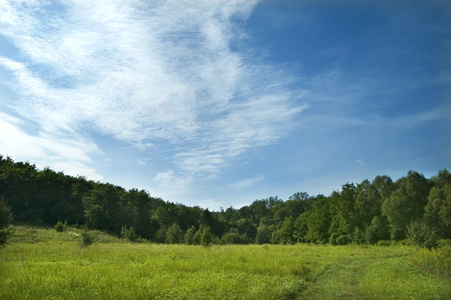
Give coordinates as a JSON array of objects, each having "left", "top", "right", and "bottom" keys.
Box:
[{"left": 1, "top": 155, "right": 449, "bottom": 246}]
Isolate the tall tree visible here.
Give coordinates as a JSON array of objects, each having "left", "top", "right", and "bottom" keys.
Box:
[
  {"left": 82, "top": 183, "right": 125, "bottom": 234},
  {"left": 382, "top": 171, "right": 430, "bottom": 240},
  {"left": 306, "top": 196, "right": 332, "bottom": 243},
  {"left": 166, "top": 223, "right": 184, "bottom": 244},
  {"left": 424, "top": 184, "right": 451, "bottom": 239},
  {"left": 278, "top": 216, "right": 295, "bottom": 244}
]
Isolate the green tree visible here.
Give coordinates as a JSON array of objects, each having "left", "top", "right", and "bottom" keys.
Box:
[
  {"left": 82, "top": 184, "right": 125, "bottom": 234},
  {"left": 165, "top": 223, "right": 183, "bottom": 244},
  {"left": 382, "top": 171, "right": 431, "bottom": 240},
  {"left": 127, "top": 189, "right": 155, "bottom": 240},
  {"left": 328, "top": 184, "right": 356, "bottom": 245},
  {"left": 221, "top": 228, "right": 249, "bottom": 244},
  {"left": 184, "top": 225, "right": 196, "bottom": 245},
  {"left": 430, "top": 169, "right": 451, "bottom": 188},
  {"left": 255, "top": 225, "right": 272, "bottom": 244},
  {"left": 424, "top": 184, "right": 451, "bottom": 239},
  {"left": 294, "top": 212, "right": 309, "bottom": 243},
  {"left": 306, "top": 196, "right": 331, "bottom": 243},
  {"left": 199, "top": 224, "right": 214, "bottom": 247},
  {"left": 364, "top": 215, "right": 390, "bottom": 244},
  {"left": 279, "top": 216, "right": 294, "bottom": 244},
  {"left": 235, "top": 218, "right": 257, "bottom": 241},
  {"left": 154, "top": 225, "right": 167, "bottom": 243}
]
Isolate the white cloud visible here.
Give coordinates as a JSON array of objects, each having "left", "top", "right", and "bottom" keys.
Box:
[
  {"left": 231, "top": 175, "right": 265, "bottom": 190},
  {"left": 356, "top": 159, "right": 366, "bottom": 166},
  {"left": 0, "top": 0, "right": 309, "bottom": 191},
  {"left": 0, "top": 112, "right": 103, "bottom": 180},
  {"left": 153, "top": 170, "right": 193, "bottom": 192}
]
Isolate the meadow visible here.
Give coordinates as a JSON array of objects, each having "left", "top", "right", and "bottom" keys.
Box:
[{"left": 1, "top": 226, "right": 450, "bottom": 299}]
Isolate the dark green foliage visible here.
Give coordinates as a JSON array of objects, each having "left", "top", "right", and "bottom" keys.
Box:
[
  {"left": 382, "top": 171, "right": 431, "bottom": 240},
  {"left": 364, "top": 215, "right": 390, "bottom": 244},
  {"left": 121, "top": 225, "right": 138, "bottom": 242},
  {"left": 235, "top": 218, "right": 257, "bottom": 241},
  {"left": 278, "top": 217, "right": 295, "bottom": 244},
  {"left": 352, "top": 227, "right": 365, "bottom": 244},
  {"left": 424, "top": 184, "right": 451, "bottom": 239},
  {"left": 305, "top": 196, "right": 331, "bottom": 243},
  {"left": 1, "top": 155, "right": 450, "bottom": 246},
  {"left": 221, "top": 230, "right": 250, "bottom": 244},
  {"left": 255, "top": 225, "right": 272, "bottom": 244},
  {"left": 154, "top": 226, "right": 167, "bottom": 243},
  {"left": 165, "top": 223, "right": 183, "bottom": 244},
  {"left": 79, "top": 229, "right": 94, "bottom": 248},
  {"left": 54, "top": 220, "right": 67, "bottom": 232},
  {"left": 184, "top": 226, "right": 196, "bottom": 245},
  {"left": 376, "top": 240, "right": 392, "bottom": 246},
  {"left": 0, "top": 197, "right": 13, "bottom": 246},
  {"left": 199, "top": 224, "right": 214, "bottom": 247},
  {"left": 407, "top": 220, "right": 439, "bottom": 249},
  {"left": 293, "top": 213, "right": 309, "bottom": 243}
]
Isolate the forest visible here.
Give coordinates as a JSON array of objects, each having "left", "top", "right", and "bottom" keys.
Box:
[{"left": 1, "top": 154, "right": 450, "bottom": 247}]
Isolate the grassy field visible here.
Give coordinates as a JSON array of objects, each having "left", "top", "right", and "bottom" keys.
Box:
[{"left": 1, "top": 226, "right": 450, "bottom": 299}]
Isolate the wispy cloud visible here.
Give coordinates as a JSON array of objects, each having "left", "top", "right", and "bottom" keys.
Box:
[
  {"left": 0, "top": 0, "right": 308, "bottom": 190},
  {"left": 231, "top": 175, "right": 265, "bottom": 190},
  {"left": 0, "top": 112, "right": 102, "bottom": 180}
]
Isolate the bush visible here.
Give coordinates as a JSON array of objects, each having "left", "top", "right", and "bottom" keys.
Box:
[
  {"left": 329, "top": 233, "right": 350, "bottom": 245},
  {"left": 221, "top": 232, "right": 250, "bottom": 244},
  {"left": 376, "top": 240, "right": 392, "bottom": 246},
  {"left": 54, "top": 220, "right": 67, "bottom": 232},
  {"left": 80, "top": 230, "right": 94, "bottom": 248},
  {"left": 411, "top": 247, "right": 451, "bottom": 277},
  {"left": 121, "top": 225, "right": 138, "bottom": 242},
  {"left": 438, "top": 239, "right": 451, "bottom": 247},
  {"left": 407, "top": 220, "right": 439, "bottom": 249},
  {"left": 200, "top": 225, "right": 214, "bottom": 247}
]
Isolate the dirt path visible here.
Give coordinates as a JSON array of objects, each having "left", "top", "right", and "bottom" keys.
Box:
[{"left": 300, "top": 257, "right": 376, "bottom": 300}]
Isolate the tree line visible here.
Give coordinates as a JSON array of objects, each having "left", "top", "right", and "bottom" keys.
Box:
[{"left": 0, "top": 155, "right": 450, "bottom": 247}]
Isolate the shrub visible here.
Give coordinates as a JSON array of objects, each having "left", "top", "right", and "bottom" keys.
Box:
[
  {"left": 411, "top": 247, "right": 451, "bottom": 277},
  {"left": 121, "top": 225, "right": 138, "bottom": 242},
  {"left": 407, "top": 220, "right": 439, "bottom": 249},
  {"left": 438, "top": 239, "right": 451, "bottom": 247},
  {"left": 330, "top": 233, "right": 350, "bottom": 245},
  {"left": 80, "top": 230, "right": 94, "bottom": 248},
  {"left": 54, "top": 220, "right": 67, "bottom": 233},
  {"left": 376, "top": 240, "right": 392, "bottom": 246},
  {"left": 200, "top": 225, "right": 214, "bottom": 247},
  {"left": 336, "top": 234, "right": 350, "bottom": 245},
  {"left": 221, "top": 232, "right": 250, "bottom": 244}
]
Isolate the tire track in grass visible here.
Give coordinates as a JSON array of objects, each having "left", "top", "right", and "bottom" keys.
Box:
[{"left": 300, "top": 256, "right": 392, "bottom": 300}]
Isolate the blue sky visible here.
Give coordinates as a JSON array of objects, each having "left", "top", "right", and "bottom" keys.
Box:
[{"left": 1, "top": 0, "right": 450, "bottom": 210}]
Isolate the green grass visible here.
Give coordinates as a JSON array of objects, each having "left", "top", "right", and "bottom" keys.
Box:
[{"left": 1, "top": 226, "right": 450, "bottom": 299}]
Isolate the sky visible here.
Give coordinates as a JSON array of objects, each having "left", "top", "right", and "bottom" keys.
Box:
[{"left": 0, "top": 0, "right": 450, "bottom": 210}]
